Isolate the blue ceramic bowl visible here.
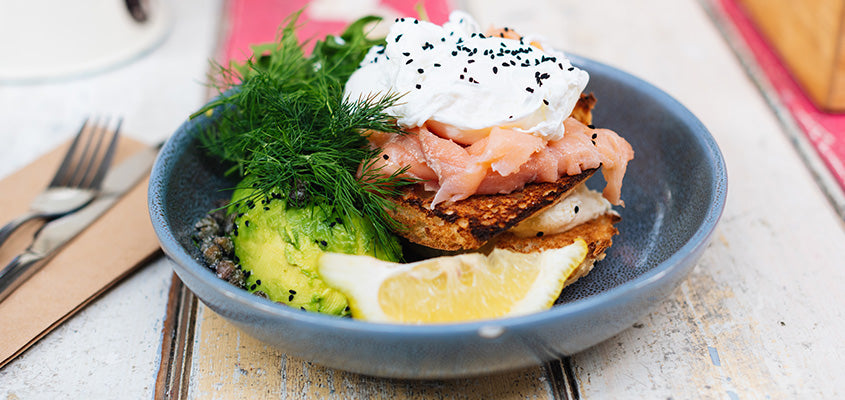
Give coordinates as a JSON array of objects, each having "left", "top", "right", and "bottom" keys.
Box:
[{"left": 148, "top": 55, "right": 727, "bottom": 379}]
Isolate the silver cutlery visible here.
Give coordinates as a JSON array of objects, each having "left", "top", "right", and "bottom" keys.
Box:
[
  {"left": 0, "top": 118, "right": 121, "bottom": 248},
  {"left": 0, "top": 142, "right": 161, "bottom": 302}
]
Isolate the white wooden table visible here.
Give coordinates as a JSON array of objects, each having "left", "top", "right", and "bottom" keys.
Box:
[{"left": 1, "top": 0, "right": 844, "bottom": 398}]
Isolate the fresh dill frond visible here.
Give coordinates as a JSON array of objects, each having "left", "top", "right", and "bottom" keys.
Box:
[{"left": 193, "top": 12, "right": 415, "bottom": 256}]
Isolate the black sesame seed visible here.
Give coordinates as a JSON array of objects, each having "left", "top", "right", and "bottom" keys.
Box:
[
  {"left": 395, "top": 34, "right": 403, "bottom": 42},
  {"left": 434, "top": 63, "right": 441, "bottom": 67},
  {"left": 452, "top": 51, "right": 458, "bottom": 56},
  {"left": 289, "top": 289, "right": 297, "bottom": 294},
  {"left": 250, "top": 284, "right": 256, "bottom": 290},
  {"left": 493, "top": 66, "right": 498, "bottom": 74},
  {"left": 415, "top": 84, "right": 422, "bottom": 89},
  {"left": 244, "top": 220, "right": 250, "bottom": 227},
  {"left": 499, "top": 33, "right": 505, "bottom": 38},
  {"left": 558, "top": 63, "right": 563, "bottom": 69},
  {"left": 588, "top": 124, "right": 596, "bottom": 129},
  {"left": 263, "top": 206, "right": 270, "bottom": 211},
  {"left": 405, "top": 59, "right": 413, "bottom": 65},
  {"left": 568, "top": 67, "right": 575, "bottom": 71},
  {"left": 289, "top": 294, "right": 295, "bottom": 302},
  {"left": 509, "top": 115, "right": 513, "bottom": 119},
  {"left": 536, "top": 231, "right": 544, "bottom": 237},
  {"left": 418, "top": 68, "right": 424, "bottom": 73},
  {"left": 591, "top": 133, "right": 598, "bottom": 139},
  {"left": 413, "top": 19, "right": 418, "bottom": 24},
  {"left": 441, "top": 38, "right": 446, "bottom": 42},
  {"left": 468, "top": 59, "right": 475, "bottom": 64},
  {"left": 525, "top": 87, "right": 534, "bottom": 93},
  {"left": 402, "top": 51, "right": 410, "bottom": 56},
  {"left": 463, "top": 67, "right": 467, "bottom": 72},
  {"left": 574, "top": 206, "right": 580, "bottom": 214},
  {"left": 543, "top": 99, "right": 549, "bottom": 105},
  {"left": 382, "top": 154, "right": 389, "bottom": 160},
  {"left": 329, "top": 222, "right": 336, "bottom": 228},
  {"left": 256, "top": 280, "right": 261, "bottom": 285},
  {"left": 321, "top": 240, "right": 328, "bottom": 246}
]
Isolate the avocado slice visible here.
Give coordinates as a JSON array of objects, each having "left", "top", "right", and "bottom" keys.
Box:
[{"left": 229, "top": 184, "right": 401, "bottom": 316}]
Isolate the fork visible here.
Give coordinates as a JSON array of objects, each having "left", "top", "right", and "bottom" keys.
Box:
[{"left": 0, "top": 118, "right": 121, "bottom": 248}]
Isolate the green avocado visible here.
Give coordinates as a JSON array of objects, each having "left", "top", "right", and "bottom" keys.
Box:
[{"left": 229, "top": 183, "right": 401, "bottom": 316}]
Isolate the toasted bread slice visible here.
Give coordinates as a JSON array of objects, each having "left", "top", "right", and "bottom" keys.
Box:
[
  {"left": 572, "top": 92, "right": 596, "bottom": 126},
  {"left": 388, "top": 168, "right": 597, "bottom": 250},
  {"left": 492, "top": 212, "right": 620, "bottom": 286}
]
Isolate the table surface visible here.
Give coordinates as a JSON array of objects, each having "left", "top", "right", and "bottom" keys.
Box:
[{"left": 2, "top": 0, "right": 844, "bottom": 398}]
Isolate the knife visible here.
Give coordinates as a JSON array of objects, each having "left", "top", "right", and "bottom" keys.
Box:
[{"left": 0, "top": 143, "right": 161, "bottom": 302}]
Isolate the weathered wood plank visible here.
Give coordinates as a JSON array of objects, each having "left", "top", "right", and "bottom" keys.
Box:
[{"left": 189, "top": 304, "right": 556, "bottom": 399}]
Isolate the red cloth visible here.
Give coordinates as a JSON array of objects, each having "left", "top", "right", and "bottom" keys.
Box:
[
  {"left": 719, "top": 0, "right": 845, "bottom": 192},
  {"left": 220, "top": 0, "right": 453, "bottom": 63}
]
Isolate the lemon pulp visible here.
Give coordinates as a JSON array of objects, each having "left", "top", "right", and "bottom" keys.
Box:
[{"left": 318, "top": 239, "right": 589, "bottom": 323}]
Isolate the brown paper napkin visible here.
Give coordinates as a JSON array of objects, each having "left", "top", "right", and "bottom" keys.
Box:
[{"left": 0, "top": 137, "right": 162, "bottom": 368}]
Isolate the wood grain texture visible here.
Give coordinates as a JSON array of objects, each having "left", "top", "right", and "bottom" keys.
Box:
[
  {"left": 737, "top": 0, "right": 845, "bottom": 110},
  {"left": 834, "top": 7, "right": 845, "bottom": 108},
  {"left": 189, "top": 304, "right": 556, "bottom": 399}
]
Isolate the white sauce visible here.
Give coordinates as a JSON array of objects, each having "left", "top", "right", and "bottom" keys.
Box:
[
  {"left": 343, "top": 11, "right": 589, "bottom": 141},
  {"left": 509, "top": 184, "right": 614, "bottom": 237}
]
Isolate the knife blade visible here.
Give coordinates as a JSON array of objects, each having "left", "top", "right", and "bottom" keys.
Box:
[{"left": 0, "top": 144, "right": 161, "bottom": 302}]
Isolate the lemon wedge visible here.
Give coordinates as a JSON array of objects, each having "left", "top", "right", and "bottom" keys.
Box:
[{"left": 318, "top": 239, "right": 588, "bottom": 323}]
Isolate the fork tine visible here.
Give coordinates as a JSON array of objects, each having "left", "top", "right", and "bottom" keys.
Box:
[
  {"left": 86, "top": 118, "right": 122, "bottom": 189},
  {"left": 62, "top": 118, "right": 105, "bottom": 187},
  {"left": 72, "top": 116, "right": 110, "bottom": 188},
  {"left": 48, "top": 118, "right": 91, "bottom": 187}
]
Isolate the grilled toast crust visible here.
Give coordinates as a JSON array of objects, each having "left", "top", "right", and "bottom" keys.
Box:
[
  {"left": 388, "top": 168, "right": 597, "bottom": 250},
  {"left": 492, "top": 212, "right": 620, "bottom": 287},
  {"left": 492, "top": 212, "right": 620, "bottom": 259},
  {"left": 572, "top": 92, "right": 596, "bottom": 126}
]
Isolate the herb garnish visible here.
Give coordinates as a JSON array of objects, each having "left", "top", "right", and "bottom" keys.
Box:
[{"left": 192, "top": 13, "right": 416, "bottom": 256}]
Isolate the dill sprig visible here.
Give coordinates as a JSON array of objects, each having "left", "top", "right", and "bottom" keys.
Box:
[{"left": 192, "top": 12, "right": 415, "bottom": 256}]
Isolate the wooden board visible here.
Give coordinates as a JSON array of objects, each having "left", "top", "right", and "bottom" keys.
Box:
[{"left": 737, "top": 0, "right": 845, "bottom": 110}]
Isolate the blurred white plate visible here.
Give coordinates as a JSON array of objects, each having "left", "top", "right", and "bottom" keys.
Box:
[{"left": 0, "top": 0, "right": 169, "bottom": 82}]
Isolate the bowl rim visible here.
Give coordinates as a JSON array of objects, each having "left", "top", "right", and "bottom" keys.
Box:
[{"left": 148, "top": 53, "right": 727, "bottom": 337}]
